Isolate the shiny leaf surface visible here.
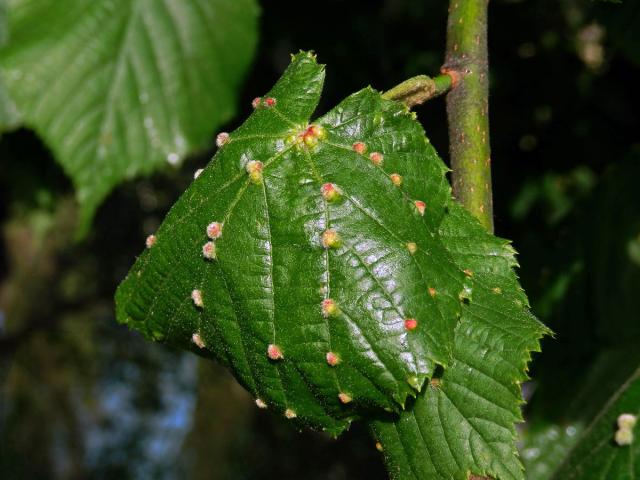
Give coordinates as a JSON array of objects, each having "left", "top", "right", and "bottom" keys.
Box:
[
  {"left": 116, "top": 51, "right": 547, "bottom": 470},
  {"left": 371, "top": 202, "right": 548, "bottom": 479},
  {"left": 117, "top": 52, "right": 470, "bottom": 434}
]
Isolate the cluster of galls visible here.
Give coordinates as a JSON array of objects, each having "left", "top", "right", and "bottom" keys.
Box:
[{"left": 287, "top": 124, "right": 327, "bottom": 150}]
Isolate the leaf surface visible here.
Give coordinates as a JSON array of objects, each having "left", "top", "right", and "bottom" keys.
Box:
[
  {"left": 0, "top": 0, "right": 259, "bottom": 230},
  {"left": 116, "top": 51, "right": 548, "bottom": 471},
  {"left": 116, "top": 52, "right": 469, "bottom": 434},
  {"left": 371, "top": 201, "right": 548, "bottom": 479}
]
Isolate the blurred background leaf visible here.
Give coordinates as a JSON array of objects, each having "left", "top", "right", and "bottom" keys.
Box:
[
  {"left": 551, "top": 365, "right": 640, "bottom": 479},
  {"left": 519, "top": 156, "right": 640, "bottom": 478},
  {"left": 0, "top": 0, "right": 259, "bottom": 233},
  {"left": 0, "top": 0, "right": 19, "bottom": 133}
]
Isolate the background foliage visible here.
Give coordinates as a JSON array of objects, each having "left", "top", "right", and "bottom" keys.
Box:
[{"left": 0, "top": 0, "right": 639, "bottom": 478}]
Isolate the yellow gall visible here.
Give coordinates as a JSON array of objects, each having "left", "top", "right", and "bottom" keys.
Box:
[
  {"left": 463, "top": 269, "right": 474, "bottom": 277},
  {"left": 215, "top": 132, "right": 230, "bottom": 147},
  {"left": 191, "top": 289, "right": 204, "bottom": 308},
  {"left": 390, "top": 173, "right": 403, "bottom": 186},
  {"left": 206, "top": 222, "right": 223, "bottom": 239},
  {"left": 145, "top": 234, "right": 157, "bottom": 249},
  {"left": 246, "top": 160, "right": 264, "bottom": 184},
  {"left": 321, "top": 229, "right": 342, "bottom": 249},
  {"left": 326, "top": 351, "right": 340, "bottom": 366},
  {"left": 369, "top": 152, "right": 383, "bottom": 166},
  {"left": 428, "top": 287, "right": 437, "bottom": 298},
  {"left": 321, "top": 183, "right": 341, "bottom": 202},
  {"left": 615, "top": 429, "right": 634, "bottom": 446},
  {"left": 338, "top": 393, "right": 352, "bottom": 404},
  {"left": 255, "top": 398, "right": 267, "bottom": 409},
  {"left": 267, "top": 344, "right": 284, "bottom": 360},
  {"left": 618, "top": 414, "right": 637, "bottom": 430},
  {"left": 297, "top": 124, "right": 326, "bottom": 149},
  {"left": 309, "top": 124, "right": 326, "bottom": 140},
  {"left": 191, "top": 332, "right": 206, "bottom": 349},
  {"left": 406, "top": 242, "right": 417, "bottom": 254},
  {"left": 284, "top": 408, "right": 297, "bottom": 419},
  {"left": 352, "top": 142, "right": 367, "bottom": 154},
  {"left": 375, "top": 442, "right": 384, "bottom": 452},
  {"left": 202, "top": 241, "right": 216, "bottom": 260},
  {"left": 303, "top": 134, "right": 318, "bottom": 147},
  {"left": 321, "top": 298, "right": 340, "bottom": 318}
]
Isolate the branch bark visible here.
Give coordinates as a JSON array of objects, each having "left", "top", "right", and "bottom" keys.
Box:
[{"left": 444, "top": 0, "right": 494, "bottom": 232}]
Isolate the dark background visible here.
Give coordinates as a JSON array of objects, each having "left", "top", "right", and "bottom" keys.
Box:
[{"left": 1, "top": 0, "right": 639, "bottom": 478}]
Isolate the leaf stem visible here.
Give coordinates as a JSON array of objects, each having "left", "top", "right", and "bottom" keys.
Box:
[
  {"left": 382, "top": 74, "right": 452, "bottom": 107},
  {"left": 443, "top": 0, "right": 493, "bottom": 232}
]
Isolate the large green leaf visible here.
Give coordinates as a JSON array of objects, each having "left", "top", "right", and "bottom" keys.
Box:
[
  {"left": 0, "top": 0, "right": 259, "bottom": 231},
  {"left": 115, "top": 51, "right": 547, "bottom": 473},
  {"left": 0, "top": 75, "right": 18, "bottom": 132},
  {"left": 116, "top": 52, "right": 470, "bottom": 434},
  {"left": 371, "top": 202, "right": 548, "bottom": 480}
]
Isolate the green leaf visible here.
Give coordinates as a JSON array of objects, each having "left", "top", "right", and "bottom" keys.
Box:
[
  {"left": 0, "top": 75, "right": 19, "bottom": 132},
  {"left": 0, "top": 0, "right": 259, "bottom": 231},
  {"left": 371, "top": 202, "right": 548, "bottom": 480},
  {"left": 552, "top": 366, "right": 640, "bottom": 479},
  {"left": 116, "top": 52, "right": 472, "bottom": 434},
  {"left": 115, "top": 51, "right": 547, "bottom": 477}
]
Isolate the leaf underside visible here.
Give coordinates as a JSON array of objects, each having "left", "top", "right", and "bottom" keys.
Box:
[
  {"left": 0, "top": 0, "right": 259, "bottom": 231},
  {"left": 116, "top": 52, "right": 548, "bottom": 478}
]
